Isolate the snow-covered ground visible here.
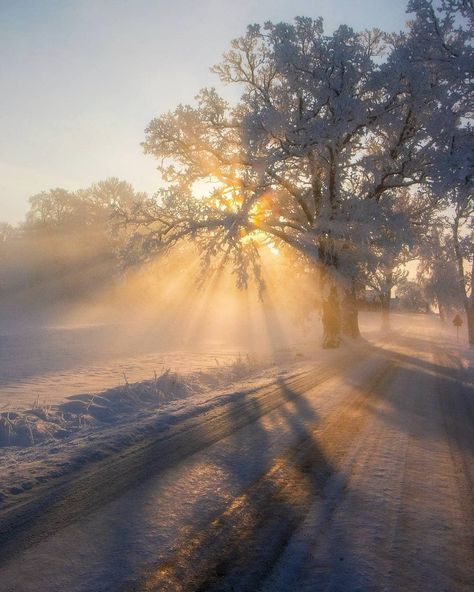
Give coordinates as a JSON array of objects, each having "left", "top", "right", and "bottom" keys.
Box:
[
  {"left": 0, "top": 314, "right": 472, "bottom": 592},
  {"left": 0, "top": 312, "right": 394, "bottom": 410},
  {"left": 0, "top": 312, "right": 381, "bottom": 492},
  {"left": 0, "top": 323, "right": 269, "bottom": 408},
  {"left": 0, "top": 353, "right": 314, "bottom": 501}
]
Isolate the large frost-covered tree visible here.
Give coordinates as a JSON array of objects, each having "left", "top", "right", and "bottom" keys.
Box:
[
  {"left": 120, "top": 2, "right": 472, "bottom": 340},
  {"left": 406, "top": 0, "right": 473, "bottom": 344}
]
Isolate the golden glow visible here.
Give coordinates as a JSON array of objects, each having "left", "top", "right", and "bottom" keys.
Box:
[
  {"left": 194, "top": 177, "right": 280, "bottom": 255},
  {"left": 53, "top": 236, "right": 319, "bottom": 357}
]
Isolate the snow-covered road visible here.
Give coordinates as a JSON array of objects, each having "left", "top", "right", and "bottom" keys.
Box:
[{"left": 0, "top": 319, "right": 472, "bottom": 592}]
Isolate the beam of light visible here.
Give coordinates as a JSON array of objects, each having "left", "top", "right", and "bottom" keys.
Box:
[{"left": 13, "top": 203, "right": 329, "bottom": 361}]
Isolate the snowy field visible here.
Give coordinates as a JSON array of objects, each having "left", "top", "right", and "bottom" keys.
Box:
[
  {"left": 0, "top": 312, "right": 398, "bottom": 411},
  {"left": 0, "top": 314, "right": 472, "bottom": 592},
  {"left": 0, "top": 312, "right": 372, "bottom": 448},
  {"left": 0, "top": 313, "right": 371, "bottom": 496}
]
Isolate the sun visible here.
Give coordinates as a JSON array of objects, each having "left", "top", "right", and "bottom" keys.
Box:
[{"left": 193, "top": 177, "right": 280, "bottom": 255}]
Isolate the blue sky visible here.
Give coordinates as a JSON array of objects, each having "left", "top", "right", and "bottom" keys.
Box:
[{"left": 0, "top": 0, "right": 410, "bottom": 223}]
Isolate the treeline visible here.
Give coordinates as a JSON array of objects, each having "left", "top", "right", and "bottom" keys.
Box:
[{"left": 0, "top": 178, "right": 145, "bottom": 326}]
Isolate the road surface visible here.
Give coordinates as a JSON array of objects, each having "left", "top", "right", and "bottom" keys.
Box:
[{"left": 0, "top": 319, "right": 472, "bottom": 591}]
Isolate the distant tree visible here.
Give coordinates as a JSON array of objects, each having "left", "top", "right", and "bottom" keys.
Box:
[
  {"left": 0, "top": 222, "right": 15, "bottom": 243},
  {"left": 417, "top": 223, "right": 464, "bottom": 321},
  {"left": 27, "top": 178, "right": 145, "bottom": 230},
  {"left": 26, "top": 188, "right": 83, "bottom": 228},
  {"left": 397, "top": 279, "right": 430, "bottom": 312},
  {"left": 0, "top": 222, "right": 16, "bottom": 295},
  {"left": 1, "top": 179, "right": 146, "bottom": 317},
  {"left": 80, "top": 178, "right": 146, "bottom": 220},
  {"left": 366, "top": 263, "right": 409, "bottom": 327},
  {"left": 363, "top": 188, "right": 435, "bottom": 327}
]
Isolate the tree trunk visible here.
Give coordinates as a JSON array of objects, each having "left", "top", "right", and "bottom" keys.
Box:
[
  {"left": 335, "top": 275, "right": 361, "bottom": 339},
  {"left": 350, "top": 280, "right": 361, "bottom": 338},
  {"left": 342, "top": 286, "right": 360, "bottom": 338},
  {"left": 352, "top": 303, "right": 361, "bottom": 338},
  {"left": 321, "top": 285, "right": 342, "bottom": 348},
  {"left": 466, "top": 259, "right": 474, "bottom": 347},
  {"left": 437, "top": 299, "right": 446, "bottom": 323},
  {"left": 466, "top": 303, "right": 474, "bottom": 347},
  {"left": 381, "top": 292, "right": 391, "bottom": 330},
  {"left": 453, "top": 220, "right": 473, "bottom": 347},
  {"left": 380, "top": 269, "right": 393, "bottom": 331}
]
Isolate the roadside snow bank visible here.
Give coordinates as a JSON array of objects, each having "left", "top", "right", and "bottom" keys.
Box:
[
  {"left": 0, "top": 355, "right": 273, "bottom": 448},
  {"left": 0, "top": 352, "right": 317, "bottom": 504}
]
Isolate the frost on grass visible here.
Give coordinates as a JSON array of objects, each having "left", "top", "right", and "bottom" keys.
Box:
[{"left": 0, "top": 354, "right": 266, "bottom": 448}]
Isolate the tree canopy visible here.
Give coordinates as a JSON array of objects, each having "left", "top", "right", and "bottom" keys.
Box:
[{"left": 119, "top": 1, "right": 471, "bottom": 300}]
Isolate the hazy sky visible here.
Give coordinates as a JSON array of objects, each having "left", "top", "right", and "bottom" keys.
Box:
[{"left": 0, "top": 0, "right": 410, "bottom": 223}]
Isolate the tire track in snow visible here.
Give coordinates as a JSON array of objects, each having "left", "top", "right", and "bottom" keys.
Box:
[
  {"left": 264, "top": 333, "right": 474, "bottom": 592},
  {"left": 262, "top": 373, "right": 415, "bottom": 592},
  {"left": 376, "top": 338, "right": 474, "bottom": 592},
  {"left": 123, "top": 355, "right": 397, "bottom": 592}
]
